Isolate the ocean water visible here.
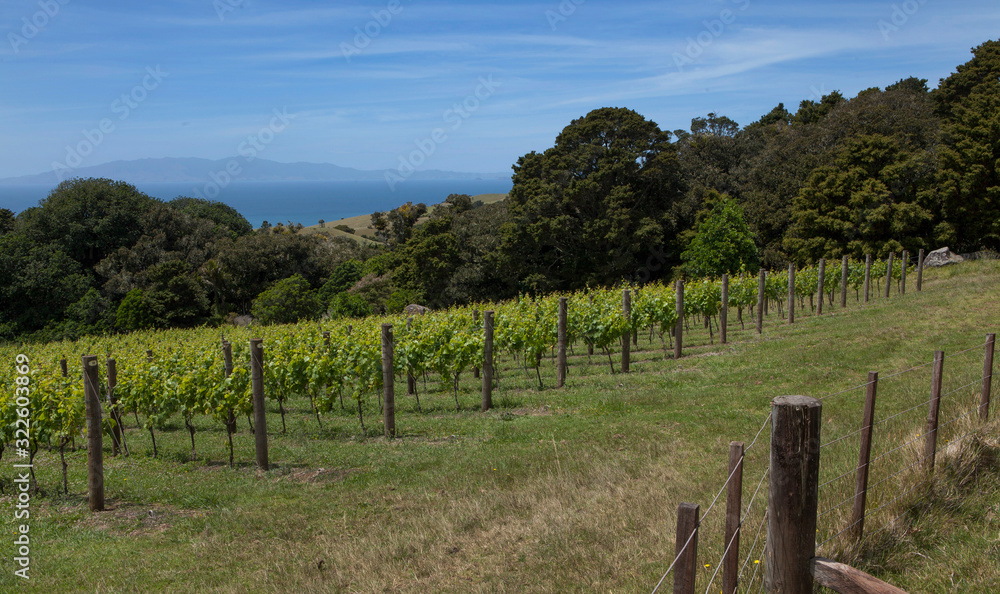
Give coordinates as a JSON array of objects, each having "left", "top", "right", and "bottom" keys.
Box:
[{"left": 0, "top": 179, "right": 513, "bottom": 227}]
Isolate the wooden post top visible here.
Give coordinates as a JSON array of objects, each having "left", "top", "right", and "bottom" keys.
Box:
[{"left": 773, "top": 395, "right": 821, "bottom": 409}]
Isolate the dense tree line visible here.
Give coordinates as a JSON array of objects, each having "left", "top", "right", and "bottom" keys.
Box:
[{"left": 2, "top": 40, "right": 997, "bottom": 340}]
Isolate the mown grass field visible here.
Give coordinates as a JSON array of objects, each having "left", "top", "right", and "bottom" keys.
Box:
[{"left": 1, "top": 261, "right": 998, "bottom": 593}]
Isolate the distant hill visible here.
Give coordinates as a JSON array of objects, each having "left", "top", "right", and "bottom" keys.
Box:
[{"left": 0, "top": 157, "right": 509, "bottom": 185}]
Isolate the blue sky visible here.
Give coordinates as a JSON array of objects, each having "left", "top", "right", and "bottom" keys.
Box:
[{"left": 1, "top": 0, "right": 998, "bottom": 180}]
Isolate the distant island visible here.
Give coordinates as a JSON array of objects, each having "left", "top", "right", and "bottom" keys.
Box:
[{"left": 0, "top": 157, "right": 509, "bottom": 185}]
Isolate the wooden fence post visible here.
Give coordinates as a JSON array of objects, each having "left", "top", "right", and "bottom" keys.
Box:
[
  {"left": 473, "top": 310, "right": 480, "bottom": 379},
  {"left": 852, "top": 372, "right": 878, "bottom": 541},
  {"left": 924, "top": 351, "right": 945, "bottom": 472},
  {"left": 250, "top": 338, "right": 268, "bottom": 471},
  {"left": 721, "top": 274, "right": 729, "bottom": 345},
  {"left": 406, "top": 317, "right": 416, "bottom": 395},
  {"left": 757, "top": 270, "right": 766, "bottom": 334},
  {"left": 675, "top": 280, "right": 684, "bottom": 359},
  {"left": 863, "top": 255, "right": 872, "bottom": 304},
  {"left": 884, "top": 253, "right": 894, "bottom": 299},
  {"left": 587, "top": 295, "right": 595, "bottom": 356},
  {"left": 673, "top": 502, "right": 699, "bottom": 594},
  {"left": 816, "top": 259, "right": 825, "bottom": 316},
  {"left": 557, "top": 298, "right": 568, "bottom": 387},
  {"left": 900, "top": 250, "right": 908, "bottom": 296},
  {"left": 82, "top": 355, "right": 104, "bottom": 512},
  {"left": 223, "top": 340, "right": 236, "bottom": 467},
  {"left": 765, "top": 395, "right": 822, "bottom": 594},
  {"left": 106, "top": 358, "right": 124, "bottom": 457},
  {"left": 382, "top": 324, "right": 396, "bottom": 438},
  {"left": 788, "top": 263, "right": 795, "bottom": 324},
  {"left": 60, "top": 358, "right": 68, "bottom": 377},
  {"left": 916, "top": 249, "right": 925, "bottom": 292},
  {"left": 482, "top": 311, "right": 494, "bottom": 412},
  {"left": 623, "top": 289, "right": 632, "bottom": 373},
  {"left": 723, "top": 441, "right": 744, "bottom": 594},
  {"left": 982, "top": 334, "right": 996, "bottom": 422},
  {"left": 840, "top": 255, "right": 849, "bottom": 309}
]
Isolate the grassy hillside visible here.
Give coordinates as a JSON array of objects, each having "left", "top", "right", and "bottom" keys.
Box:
[
  {"left": 298, "top": 192, "right": 508, "bottom": 243},
  {"left": 1, "top": 261, "right": 998, "bottom": 592}
]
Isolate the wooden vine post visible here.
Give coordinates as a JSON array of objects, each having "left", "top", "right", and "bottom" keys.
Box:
[
  {"left": 472, "top": 310, "right": 480, "bottom": 379},
  {"left": 884, "top": 252, "right": 894, "bottom": 298},
  {"left": 382, "top": 324, "right": 396, "bottom": 438},
  {"left": 622, "top": 289, "right": 631, "bottom": 373},
  {"left": 106, "top": 358, "right": 125, "bottom": 457},
  {"left": 900, "top": 250, "right": 908, "bottom": 296},
  {"left": 557, "top": 297, "right": 568, "bottom": 387},
  {"left": 787, "top": 263, "right": 795, "bottom": 324},
  {"left": 982, "top": 333, "right": 996, "bottom": 422},
  {"left": 587, "top": 295, "right": 595, "bottom": 355},
  {"left": 60, "top": 358, "right": 68, "bottom": 377},
  {"left": 816, "top": 259, "right": 825, "bottom": 316},
  {"left": 723, "top": 441, "right": 744, "bottom": 594},
  {"left": 82, "top": 355, "right": 104, "bottom": 512},
  {"left": 840, "top": 255, "right": 849, "bottom": 308},
  {"left": 482, "top": 310, "right": 494, "bottom": 412},
  {"left": 720, "top": 274, "right": 729, "bottom": 344},
  {"left": 673, "top": 502, "right": 700, "bottom": 594},
  {"left": 223, "top": 340, "right": 237, "bottom": 468},
  {"left": 250, "top": 338, "right": 268, "bottom": 471},
  {"left": 916, "top": 249, "right": 925, "bottom": 291},
  {"left": 406, "top": 317, "right": 416, "bottom": 395},
  {"left": 863, "top": 254, "right": 872, "bottom": 304},
  {"left": 675, "top": 280, "right": 684, "bottom": 359},
  {"left": 765, "top": 395, "right": 821, "bottom": 593},
  {"left": 756, "top": 270, "right": 766, "bottom": 334},
  {"left": 851, "top": 372, "right": 878, "bottom": 540},
  {"left": 924, "top": 350, "right": 944, "bottom": 472}
]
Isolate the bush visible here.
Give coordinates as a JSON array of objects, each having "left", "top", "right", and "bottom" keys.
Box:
[
  {"left": 328, "top": 291, "right": 371, "bottom": 319},
  {"left": 251, "top": 274, "right": 322, "bottom": 324}
]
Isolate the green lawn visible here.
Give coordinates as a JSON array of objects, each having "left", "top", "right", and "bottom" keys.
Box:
[{"left": 2, "top": 261, "right": 998, "bottom": 593}]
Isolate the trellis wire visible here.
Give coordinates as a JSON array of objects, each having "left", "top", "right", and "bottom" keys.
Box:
[{"left": 650, "top": 411, "right": 772, "bottom": 593}]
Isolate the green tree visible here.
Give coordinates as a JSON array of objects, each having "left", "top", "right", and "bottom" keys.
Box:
[
  {"left": 444, "top": 193, "right": 473, "bottom": 214},
  {"left": 501, "top": 107, "right": 684, "bottom": 292},
  {"left": 169, "top": 196, "right": 253, "bottom": 237},
  {"left": 784, "top": 135, "right": 934, "bottom": 262},
  {"left": 18, "top": 178, "right": 155, "bottom": 269},
  {"left": 318, "top": 259, "right": 364, "bottom": 303},
  {"left": 0, "top": 208, "right": 14, "bottom": 234},
  {"left": 251, "top": 274, "right": 322, "bottom": 324},
  {"left": 932, "top": 40, "right": 1000, "bottom": 250},
  {"left": 328, "top": 291, "right": 371, "bottom": 319},
  {"left": 371, "top": 202, "right": 427, "bottom": 246},
  {"left": 115, "top": 288, "right": 156, "bottom": 331},
  {"left": 681, "top": 194, "right": 760, "bottom": 277}
]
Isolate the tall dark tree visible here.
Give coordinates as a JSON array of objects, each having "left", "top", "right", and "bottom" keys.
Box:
[
  {"left": 784, "top": 135, "right": 935, "bottom": 262},
  {"left": 501, "top": 107, "right": 684, "bottom": 292},
  {"left": 932, "top": 40, "right": 1000, "bottom": 250},
  {"left": 17, "top": 178, "right": 155, "bottom": 269}
]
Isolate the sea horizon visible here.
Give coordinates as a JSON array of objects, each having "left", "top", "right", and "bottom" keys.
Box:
[{"left": 0, "top": 178, "right": 513, "bottom": 228}]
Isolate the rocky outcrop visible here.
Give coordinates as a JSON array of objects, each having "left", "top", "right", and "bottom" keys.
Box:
[
  {"left": 923, "top": 247, "right": 964, "bottom": 267},
  {"left": 403, "top": 304, "right": 430, "bottom": 315}
]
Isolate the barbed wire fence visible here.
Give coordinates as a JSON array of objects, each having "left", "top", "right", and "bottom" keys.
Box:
[{"left": 649, "top": 332, "right": 995, "bottom": 593}]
